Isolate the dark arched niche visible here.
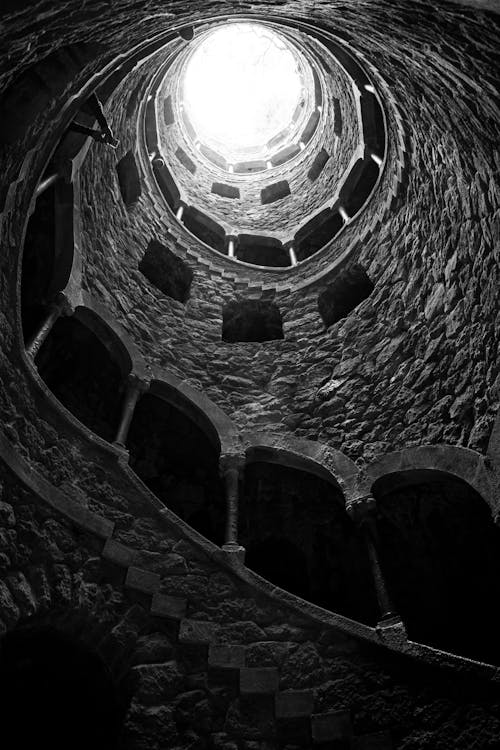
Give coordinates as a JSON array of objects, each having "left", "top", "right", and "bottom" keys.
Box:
[
  {"left": 35, "top": 314, "right": 125, "bottom": 441},
  {"left": 127, "top": 393, "right": 225, "bottom": 545},
  {"left": 373, "top": 471, "right": 500, "bottom": 663},
  {"left": 0, "top": 627, "right": 125, "bottom": 750},
  {"left": 241, "top": 461, "right": 378, "bottom": 624}
]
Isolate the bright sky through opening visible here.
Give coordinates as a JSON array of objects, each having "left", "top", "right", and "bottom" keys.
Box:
[{"left": 182, "top": 24, "right": 302, "bottom": 152}]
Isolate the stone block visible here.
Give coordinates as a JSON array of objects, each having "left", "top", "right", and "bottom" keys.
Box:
[
  {"left": 352, "top": 731, "right": 393, "bottom": 749},
  {"left": 240, "top": 667, "right": 280, "bottom": 694},
  {"left": 179, "top": 619, "right": 219, "bottom": 644},
  {"left": 275, "top": 690, "right": 314, "bottom": 718},
  {"left": 151, "top": 592, "right": 187, "bottom": 620},
  {"left": 209, "top": 644, "right": 245, "bottom": 670},
  {"left": 102, "top": 539, "right": 137, "bottom": 568},
  {"left": 125, "top": 566, "right": 160, "bottom": 595},
  {"left": 311, "top": 710, "right": 352, "bottom": 743}
]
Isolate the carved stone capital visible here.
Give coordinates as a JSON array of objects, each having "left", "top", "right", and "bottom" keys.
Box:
[
  {"left": 53, "top": 291, "right": 75, "bottom": 317},
  {"left": 345, "top": 494, "right": 377, "bottom": 523},
  {"left": 126, "top": 373, "right": 150, "bottom": 394},
  {"left": 219, "top": 452, "right": 246, "bottom": 479}
]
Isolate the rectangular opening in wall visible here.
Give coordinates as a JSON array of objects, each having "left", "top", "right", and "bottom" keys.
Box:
[
  {"left": 139, "top": 238, "right": 193, "bottom": 303},
  {"left": 308, "top": 148, "right": 330, "bottom": 181},
  {"left": 175, "top": 146, "right": 196, "bottom": 174},
  {"left": 116, "top": 150, "right": 141, "bottom": 209},
  {"left": 211, "top": 182, "right": 240, "bottom": 199},
  {"left": 237, "top": 235, "right": 290, "bottom": 267},
  {"left": 163, "top": 95, "right": 174, "bottom": 126},
  {"left": 222, "top": 299, "right": 284, "bottom": 342},
  {"left": 318, "top": 264, "right": 374, "bottom": 328},
  {"left": 260, "top": 180, "right": 291, "bottom": 205}
]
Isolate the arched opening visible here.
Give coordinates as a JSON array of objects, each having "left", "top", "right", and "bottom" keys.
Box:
[
  {"left": 35, "top": 314, "right": 125, "bottom": 441},
  {"left": 241, "top": 461, "right": 378, "bottom": 623},
  {"left": 21, "top": 185, "right": 57, "bottom": 344},
  {"left": 0, "top": 626, "right": 125, "bottom": 750},
  {"left": 373, "top": 471, "right": 500, "bottom": 663},
  {"left": 127, "top": 393, "right": 225, "bottom": 545}
]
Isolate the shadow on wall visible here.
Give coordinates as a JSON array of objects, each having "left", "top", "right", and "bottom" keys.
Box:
[{"left": 373, "top": 471, "right": 500, "bottom": 664}]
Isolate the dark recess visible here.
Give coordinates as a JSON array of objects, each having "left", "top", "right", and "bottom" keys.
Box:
[
  {"left": 175, "top": 146, "right": 196, "bottom": 174},
  {"left": 318, "top": 264, "right": 374, "bottom": 327},
  {"left": 308, "top": 148, "right": 329, "bottom": 181},
  {"left": 211, "top": 182, "right": 240, "bottom": 199},
  {"left": 139, "top": 238, "right": 193, "bottom": 303},
  {"left": 116, "top": 150, "right": 141, "bottom": 208},
  {"left": 222, "top": 299, "right": 284, "bottom": 343},
  {"left": 261, "top": 180, "right": 291, "bottom": 205}
]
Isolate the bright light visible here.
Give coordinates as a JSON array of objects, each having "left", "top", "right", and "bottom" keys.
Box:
[{"left": 182, "top": 24, "right": 302, "bottom": 153}]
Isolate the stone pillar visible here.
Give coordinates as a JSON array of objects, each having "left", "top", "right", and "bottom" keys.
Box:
[
  {"left": 347, "top": 494, "right": 400, "bottom": 625},
  {"left": 219, "top": 453, "right": 246, "bottom": 558},
  {"left": 26, "top": 293, "right": 72, "bottom": 359},
  {"left": 114, "top": 375, "right": 148, "bottom": 448}
]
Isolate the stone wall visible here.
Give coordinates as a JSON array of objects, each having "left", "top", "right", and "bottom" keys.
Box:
[
  {"left": 155, "top": 32, "right": 358, "bottom": 238},
  {"left": 3, "top": 454, "right": 500, "bottom": 749},
  {"left": 79, "top": 0, "right": 500, "bottom": 461}
]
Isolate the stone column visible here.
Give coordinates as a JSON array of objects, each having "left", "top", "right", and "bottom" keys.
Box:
[
  {"left": 347, "top": 494, "right": 400, "bottom": 625},
  {"left": 219, "top": 453, "right": 246, "bottom": 558},
  {"left": 114, "top": 375, "right": 148, "bottom": 448},
  {"left": 26, "top": 293, "right": 72, "bottom": 359}
]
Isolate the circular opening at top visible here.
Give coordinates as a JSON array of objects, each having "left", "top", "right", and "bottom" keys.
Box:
[{"left": 182, "top": 23, "right": 303, "bottom": 157}]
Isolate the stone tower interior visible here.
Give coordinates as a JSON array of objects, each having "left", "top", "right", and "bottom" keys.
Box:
[{"left": 0, "top": 1, "right": 499, "bottom": 748}]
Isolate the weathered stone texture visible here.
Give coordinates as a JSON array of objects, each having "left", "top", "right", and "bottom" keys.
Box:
[
  {"left": 0, "top": 3, "right": 500, "bottom": 748},
  {"left": 77, "top": 5, "right": 499, "bottom": 462}
]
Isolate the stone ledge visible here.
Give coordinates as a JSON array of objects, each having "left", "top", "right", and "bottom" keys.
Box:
[
  {"left": 102, "top": 538, "right": 137, "bottom": 567},
  {"left": 352, "top": 730, "right": 393, "bottom": 749},
  {"left": 311, "top": 709, "right": 352, "bottom": 743},
  {"left": 240, "top": 667, "right": 280, "bottom": 694},
  {"left": 125, "top": 566, "right": 160, "bottom": 595},
  {"left": 179, "top": 619, "right": 219, "bottom": 644},
  {"left": 275, "top": 690, "right": 314, "bottom": 718},
  {"left": 208, "top": 644, "right": 245, "bottom": 670},
  {"left": 151, "top": 592, "right": 187, "bottom": 620}
]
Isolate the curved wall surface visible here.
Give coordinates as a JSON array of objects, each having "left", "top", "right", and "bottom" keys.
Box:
[{"left": 1, "top": 2, "right": 500, "bottom": 749}]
